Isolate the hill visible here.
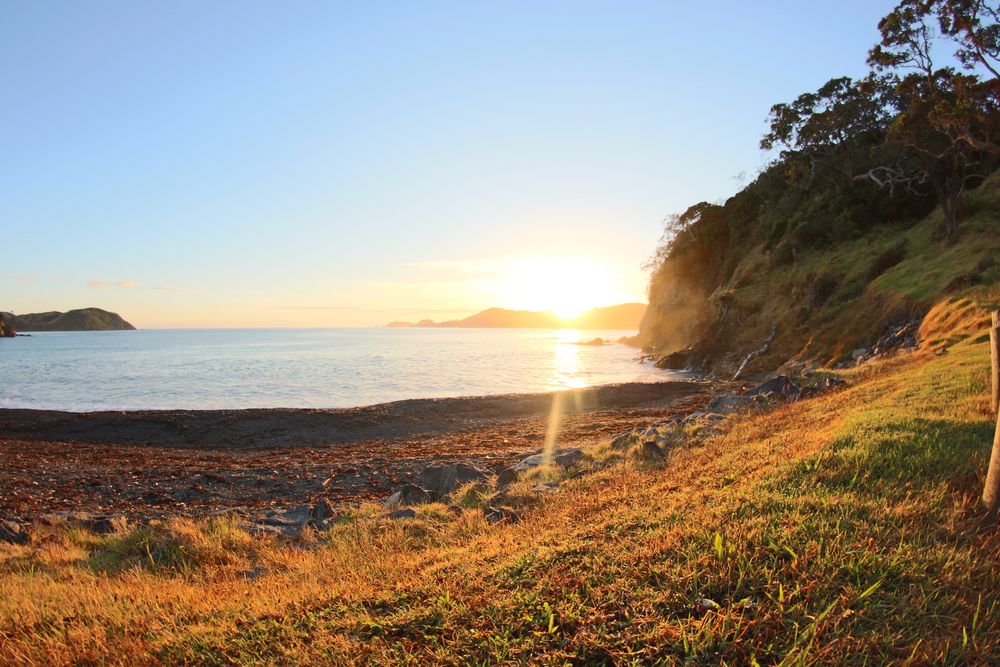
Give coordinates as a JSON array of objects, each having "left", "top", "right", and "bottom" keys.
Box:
[
  {"left": 639, "top": 174, "right": 1000, "bottom": 376},
  {"left": 388, "top": 303, "right": 646, "bottom": 330},
  {"left": 1, "top": 308, "right": 135, "bottom": 332}
]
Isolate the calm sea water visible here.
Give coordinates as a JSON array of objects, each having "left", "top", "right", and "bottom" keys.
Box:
[{"left": 0, "top": 328, "right": 674, "bottom": 411}]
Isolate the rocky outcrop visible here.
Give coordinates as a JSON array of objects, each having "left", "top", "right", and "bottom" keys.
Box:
[
  {"left": 0, "top": 314, "right": 14, "bottom": 338},
  {"left": 418, "top": 463, "right": 490, "bottom": 497}
]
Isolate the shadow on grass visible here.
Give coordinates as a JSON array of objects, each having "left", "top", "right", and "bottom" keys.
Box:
[{"left": 777, "top": 417, "right": 994, "bottom": 498}]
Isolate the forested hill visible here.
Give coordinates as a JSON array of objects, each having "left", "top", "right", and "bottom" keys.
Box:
[
  {"left": 638, "top": 1, "right": 1000, "bottom": 377},
  {"left": 1, "top": 308, "right": 135, "bottom": 332}
]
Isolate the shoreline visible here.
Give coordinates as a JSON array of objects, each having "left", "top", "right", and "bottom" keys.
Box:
[
  {"left": 0, "top": 379, "right": 719, "bottom": 520},
  {"left": 0, "top": 379, "right": 707, "bottom": 449}
]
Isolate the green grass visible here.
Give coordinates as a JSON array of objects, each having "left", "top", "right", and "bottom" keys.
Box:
[{"left": 1, "top": 300, "right": 999, "bottom": 664}]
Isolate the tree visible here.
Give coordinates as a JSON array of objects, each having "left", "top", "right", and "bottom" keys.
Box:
[
  {"left": 868, "top": 0, "right": 998, "bottom": 242},
  {"left": 762, "top": 75, "right": 896, "bottom": 189},
  {"left": 934, "top": 0, "right": 1000, "bottom": 80}
]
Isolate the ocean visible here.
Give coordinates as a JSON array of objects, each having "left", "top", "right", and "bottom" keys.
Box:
[{"left": 0, "top": 328, "right": 676, "bottom": 411}]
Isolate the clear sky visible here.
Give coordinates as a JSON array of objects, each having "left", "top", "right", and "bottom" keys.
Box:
[{"left": 2, "top": 1, "right": 897, "bottom": 328}]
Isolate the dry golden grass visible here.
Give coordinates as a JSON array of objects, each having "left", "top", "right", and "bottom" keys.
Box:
[{"left": 2, "top": 297, "right": 1000, "bottom": 665}]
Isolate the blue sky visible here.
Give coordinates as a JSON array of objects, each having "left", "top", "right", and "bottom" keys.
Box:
[{"left": 2, "top": 1, "right": 897, "bottom": 327}]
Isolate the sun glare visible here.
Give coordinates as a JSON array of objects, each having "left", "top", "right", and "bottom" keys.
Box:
[{"left": 500, "top": 256, "right": 635, "bottom": 320}]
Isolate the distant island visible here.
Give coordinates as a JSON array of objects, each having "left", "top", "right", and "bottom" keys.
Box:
[
  {"left": 387, "top": 303, "right": 646, "bottom": 330},
  {"left": 0, "top": 308, "right": 135, "bottom": 334}
]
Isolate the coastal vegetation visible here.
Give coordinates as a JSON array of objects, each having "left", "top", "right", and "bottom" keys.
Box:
[
  {"left": 639, "top": 0, "right": 1000, "bottom": 376},
  {"left": 2, "top": 2, "right": 1000, "bottom": 664}
]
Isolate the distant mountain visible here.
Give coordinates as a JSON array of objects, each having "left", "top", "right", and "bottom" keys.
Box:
[
  {"left": 386, "top": 303, "right": 646, "bottom": 330},
  {"left": 1, "top": 308, "right": 136, "bottom": 332}
]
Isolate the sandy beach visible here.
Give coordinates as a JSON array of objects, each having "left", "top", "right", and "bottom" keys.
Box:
[{"left": 0, "top": 380, "right": 716, "bottom": 520}]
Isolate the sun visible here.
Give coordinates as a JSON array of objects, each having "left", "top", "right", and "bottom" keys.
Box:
[
  {"left": 498, "top": 256, "right": 636, "bottom": 320},
  {"left": 553, "top": 303, "right": 587, "bottom": 320}
]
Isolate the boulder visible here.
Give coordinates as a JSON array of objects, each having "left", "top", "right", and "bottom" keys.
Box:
[
  {"left": 610, "top": 431, "right": 636, "bottom": 450},
  {"left": 654, "top": 348, "right": 692, "bottom": 370},
  {"left": 852, "top": 348, "right": 869, "bottom": 361},
  {"left": 36, "top": 512, "right": 124, "bottom": 535},
  {"left": 313, "top": 498, "right": 336, "bottom": 522},
  {"left": 419, "top": 463, "right": 489, "bottom": 496},
  {"left": 383, "top": 484, "right": 432, "bottom": 507},
  {"left": 743, "top": 375, "right": 801, "bottom": 400},
  {"left": 512, "top": 447, "right": 584, "bottom": 472},
  {"left": 496, "top": 467, "right": 519, "bottom": 489},
  {"left": 261, "top": 505, "right": 312, "bottom": 527},
  {"left": 482, "top": 506, "right": 520, "bottom": 525},
  {"left": 705, "top": 394, "right": 758, "bottom": 414},
  {"left": 799, "top": 376, "right": 848, "bottom": 399},
  {"left": 80, "top": 515, "right": 125, "bottom": 535},
  {"left": 530, "top": 482, "right": 560, "bottom": 494},
  {"left": 389, "top": 508, "right": 417, "bottom": 520},
  {"left": 0, "top": 520, "right": 28, "bottom": 545},
  {"left": 248, "top": 523, "right": 301, "bottom": 538},
  {"left": 628, "top": 441, "right": 665, "bottom": 463}
]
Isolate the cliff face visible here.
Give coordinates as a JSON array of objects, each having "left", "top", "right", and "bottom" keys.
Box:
[
  {"left": 1, "top": 308, "right": 135, "bottom": 332},
  {"left": 0, "top": 313, "right": 14, "bottom": 337}
]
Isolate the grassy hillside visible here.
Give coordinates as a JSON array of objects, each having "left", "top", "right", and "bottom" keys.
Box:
[
  {"left": 641, "top": 173, "right": 1000, "bottom": 377},
  {"left": 2, "top": 291, "right": 998, "bottom": 664}
]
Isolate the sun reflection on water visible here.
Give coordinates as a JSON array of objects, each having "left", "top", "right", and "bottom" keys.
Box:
[
  {"left": 553, "top": 329, "right": 584, "bottom": 389},
  {"left": 542, "top": 329, "right": 589, "bottom": 465}
]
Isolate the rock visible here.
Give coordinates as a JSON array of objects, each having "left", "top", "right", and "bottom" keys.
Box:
[
  {"left": 0, "top": 520, "right": 28, "bottom": 545},
  {"left": 852, "top": 348, "right": 869, "bottom": 361},
  {"left": 482, "top": 506, "right": 520, "bottom": 525},
  {"left": 36, "top": 512, "right": 124, "bottom": 535},
  {"left": 312, "top": 498, "right": 336, "bottom": 522},
  {"left": 872, "top": 319, "right": 920, "bottom": 355},
  {"left": 248, "top": 523, "right": 301, "bottom": 538},
  {"left": 610, "top": 431, "right": 636, "bottom": 450},
  {"left": 262, "top": 505, "right": 312, "bottom": 526},
  {"left": 530, "top": 482, "right": 560, "bottom": 494},
  {"left": 384, "top": 483, "right": 432, "bottom": 507},
  {"left": 496, "top": 467, "right": 519, "bottom": 489},
  {"left": 419, "top": 463, "right": 489, "bottom": 496},
  {"left": 512, "top": 447, "right": 584, "bottom": 472},
  {"left": 743, "top": 375, "right": 801, "bottom": 400},
  {"left": 629, "top": 441, "right": 665, "bottom": 463},
  {"left": 705, "top": 394, "right": 764, "bottom": 414},
  {"left": 313, "top": 517, "right": 338, "bottom": 531},
  {"left": 799, "top": 376, "right": 848, "bottom": 399},
  {"left": 389, "top": 508, "right": 416, "bottom": 520},
  {"left": 654, "top": 348, "right": 692, "bottom": 370},
  {"left": 554, "top": 448, "right": 584, "bottom": 467},
  {"left": 80, "top": 515, "right": 125, "bottom": 535},
  {"left": 695, "top": 598, "right": 721, "bottom": 612},
  {"left": 513, "top": 454, "right": 545, "bottom": 471},
  {"left": 0, "top": 314, "right": 15, "bottom": 338},
  {"left": 575, "top": 337, "right": 604, "bottom": 346}
]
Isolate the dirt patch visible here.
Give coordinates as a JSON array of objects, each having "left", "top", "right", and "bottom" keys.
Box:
[{"left": 0, "top": 381, "right": 714, "bottom": 519}]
